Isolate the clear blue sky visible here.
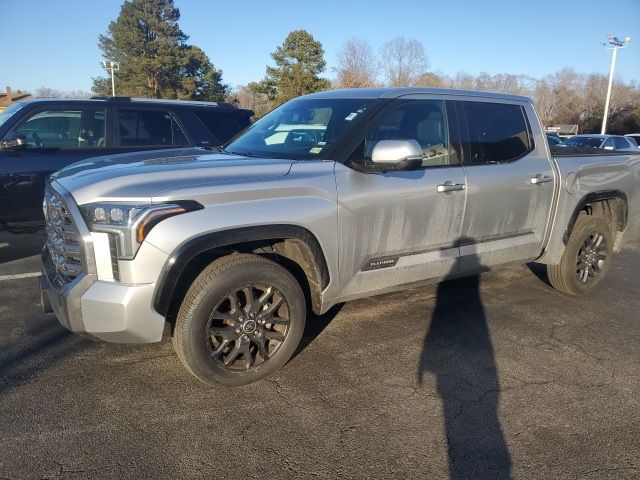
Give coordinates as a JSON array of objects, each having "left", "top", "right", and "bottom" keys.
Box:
[{"left": 2, "top": 0, "right": 639, "bottom": 93}]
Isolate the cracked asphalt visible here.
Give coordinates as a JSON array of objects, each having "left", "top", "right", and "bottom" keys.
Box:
[{"left": 0, "top": 231, "right": 638, "bottom": 479}]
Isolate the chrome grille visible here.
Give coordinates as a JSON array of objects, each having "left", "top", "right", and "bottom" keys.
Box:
[{"left": 44, "top": 185, "right": 83, "bottom": 283}]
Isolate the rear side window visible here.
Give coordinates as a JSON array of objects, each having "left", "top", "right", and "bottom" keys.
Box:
[
  {"left": 614, "top": 137, "right": 630, "bottom": 149},
  {"left": 195, "top": 110, "right": 250, "bottom": 144},
  {"left": 462, "top": 102, "right": 533, "bottom": 164},
  {"left": 116, "top": 109, "right": 189, "bottom": 147}
]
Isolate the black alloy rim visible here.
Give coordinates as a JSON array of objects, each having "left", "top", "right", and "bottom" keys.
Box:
[
  {"left": 576, "top": 231, "right": 607, "bottom": 284},
  {"left": 206, "top": 283, "right": 290, "bottom": 370}
]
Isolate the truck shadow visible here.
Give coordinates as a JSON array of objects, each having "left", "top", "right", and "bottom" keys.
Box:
[
  {"left": 0, "top": 314, "right": 90, "bottom": 395},
  {"left": 293, "top": 303, "right": 344, "bottom": 359},
  {"left": 418, "top": 252, "right": 512, "bottom": 479},
  {"left": 0, "top": 231, "right": 46, "bottom": 265}
]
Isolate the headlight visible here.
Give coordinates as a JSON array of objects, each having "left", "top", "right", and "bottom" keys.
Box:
[{"left": 80, "top": 202, "right": 201, "bottom": 259}]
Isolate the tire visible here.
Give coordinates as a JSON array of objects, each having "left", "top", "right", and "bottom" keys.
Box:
[
  {"left": 172, "top": 253, "right": 306, "bottom": 386},
  {"left": 547, "top": 215, "right": 614, "bottom": 295}
]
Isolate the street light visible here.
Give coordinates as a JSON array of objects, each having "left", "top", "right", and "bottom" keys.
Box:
[
  {"left": 101, "top": 60, "right": 120, "bottom": 97},
  {"left": 600, "top": 35, "right": 630, "bottom": 134}
]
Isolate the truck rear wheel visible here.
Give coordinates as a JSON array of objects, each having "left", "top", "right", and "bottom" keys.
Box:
[
  {"left": 172, "top": 253, "right": 306, "bottom": 386},
  {"left": 547, "top": 215, "right": 614, "bottom": 295}
]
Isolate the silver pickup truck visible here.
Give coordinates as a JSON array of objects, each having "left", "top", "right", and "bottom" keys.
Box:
[{"left": 40, "top": 88, "right": 640, "bottom": 386}]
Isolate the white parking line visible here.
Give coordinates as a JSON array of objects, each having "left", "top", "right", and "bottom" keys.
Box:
[{"left": 0, "top": 272, "right": 41, "bottom": 281}]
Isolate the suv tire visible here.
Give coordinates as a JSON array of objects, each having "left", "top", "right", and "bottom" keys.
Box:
[
  {"left": 547, "top": 215, "right": 614, "bottom": 295},
  {"left": 172, "top": 253, "right": 306, "bottom": 386}
]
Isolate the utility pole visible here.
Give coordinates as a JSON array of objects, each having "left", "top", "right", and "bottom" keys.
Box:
[
  {"left": 101, "top": 60, "right": 120, "bottom": 97},
  {"left": 601, "top": 35, "right": 630, "bottom": 134}
]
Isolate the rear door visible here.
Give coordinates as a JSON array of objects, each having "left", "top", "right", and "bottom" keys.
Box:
[
  {"left": 456, "top": 99, "right": 555, "bottom": 270},
  {"left": 0, "top": 106, "right": 110, "bottom": 227},
  {"left": 112, "top": 108, "right": 192, "bottom": 154}
]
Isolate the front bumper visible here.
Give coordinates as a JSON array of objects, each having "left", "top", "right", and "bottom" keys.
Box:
[{"left": 41, "top": 249, "right": 166, "bottom": 344}]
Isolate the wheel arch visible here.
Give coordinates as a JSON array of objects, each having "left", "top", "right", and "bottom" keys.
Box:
[
  {"left": 563, "top": 190, "right": 628, "bottom": 245},
  {"left": 153, "top": 225, "right": 330, "bottom": 319}
]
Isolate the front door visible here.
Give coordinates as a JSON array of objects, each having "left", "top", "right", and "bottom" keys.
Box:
[
  {"left": 0, "top": 107, "right": 111, "bottom": 228},
  {"left": 456, "top": 99, "right": 555, "bottom": 270},
  {"left": 335, "top": 97, "right": 467, "bottom": 299}
]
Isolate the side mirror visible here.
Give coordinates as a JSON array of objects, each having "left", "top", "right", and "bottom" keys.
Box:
[
  {"left": 351, "top": 139, "right": 423, "bottom": 173},
  {"left": 0, "top": 133, "right": 27, "bottom": 151},
  {"left": 603, "top": 145, "right": 615, "bottom": 151}
]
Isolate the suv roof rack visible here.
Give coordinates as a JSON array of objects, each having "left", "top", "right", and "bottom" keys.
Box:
[
  {"left": 90, "top": 96, "right": 131, "bottom": 103},
  {"left": 87, "top": 97, "right": 248, "bottom": 112}
]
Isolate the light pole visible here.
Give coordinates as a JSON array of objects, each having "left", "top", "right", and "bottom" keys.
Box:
[
  {"left": 601, "top": 35, "right": 630, "bottom": 134},
  {"left": 101, "top": 60, "right": 120, "bottom": 97}
]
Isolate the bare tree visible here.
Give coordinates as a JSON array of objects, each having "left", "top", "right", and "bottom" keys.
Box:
[
  {"left": 379, "top": 37, "right": 428, "bottom": 87},
  {"left": 34, "top": 87, "right": 92, "bottom": 99},
  {"left": 227, "top": 85, "right": 273, "bottom": 118},
  {"left": 333, "top": 37, "right": 377, "bottom": 88},
  {"left": 414, "top": 72, "right": 446, "bottom": 87},
  {"left": 532, "top": 79, "right": 556, "bottom": 126}
]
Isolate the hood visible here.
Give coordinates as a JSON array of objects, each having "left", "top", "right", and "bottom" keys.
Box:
[{"left": 52, "top": 148, "right": 295, "bottom": 206}]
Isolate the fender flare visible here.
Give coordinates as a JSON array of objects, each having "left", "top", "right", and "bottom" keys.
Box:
[
  {"left": 563, "top": 190, "right": 628, "bottom": 244},
  {"left": 153, "top": 224, "right": 330, "bottom": 317}
]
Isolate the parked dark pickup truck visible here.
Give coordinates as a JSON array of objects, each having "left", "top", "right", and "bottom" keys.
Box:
[{"left": 0, "top": 97, "right": 252, "bottom": 233}]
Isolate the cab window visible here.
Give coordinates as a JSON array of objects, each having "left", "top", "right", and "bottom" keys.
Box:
[
  {"left": 8, "top": 109, "right": 106, "bottom": 149},
  {"left": 349, "top": 100, "right": 458, "bottom": 167},
  {"left": 614, "top": 137, "right": 630, "bottom": 149},
  {"left": 462, "top": 102, "right": 533, "bottom": 164}
]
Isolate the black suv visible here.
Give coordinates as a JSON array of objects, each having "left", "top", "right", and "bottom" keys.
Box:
[{"left": 0, "top": 97, "right": 252, "bottom": 232}]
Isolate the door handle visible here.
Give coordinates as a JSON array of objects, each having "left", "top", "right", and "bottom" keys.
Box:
[
  {"left": 437, "top": 181, "right": 466, "bottom": 193},
  {"left": 531, "top": 174, "right": 553, "bottom": 185}
]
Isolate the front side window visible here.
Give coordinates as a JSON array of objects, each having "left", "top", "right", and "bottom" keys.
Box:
[
  {"left": 348, "top": 100, "right": 457, "bottom": 167},
  {"left": 462, "top": 102, "right": 533, "bottom": 164},
  {"left": 224, "top": 98, "right": 373, "bottom": 160},
  {"left": 8, "top": 109, "right": 105, "bottom": 149},
  {"left": 195, "top": 110, "right": 251, "bottom": 144},
  {"left": 116, "top": 109, "right": 188, "bottom": 147}
]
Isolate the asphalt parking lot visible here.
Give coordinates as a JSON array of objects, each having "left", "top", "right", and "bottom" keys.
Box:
[{"left": 1, "top": 231, "right": 639, "bottom": 480}]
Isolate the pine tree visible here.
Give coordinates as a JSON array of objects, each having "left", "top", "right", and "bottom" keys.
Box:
[
  {"left": 256, "top": 30, "right": 330, "bottom": 106},
  {"left": 93, "top": 0, "right": 227, "bottom": 100}
]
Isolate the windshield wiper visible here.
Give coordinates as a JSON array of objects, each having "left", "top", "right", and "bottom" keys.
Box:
[
  {"left": 203, "top": 146, "right": 259, "bottom": 158},
  {"left": 203, "top": 146, "right": 233, "bottom": 154}
]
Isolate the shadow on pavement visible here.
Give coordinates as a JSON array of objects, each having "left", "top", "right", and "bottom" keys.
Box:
[
  {"left": 0, "top": 231, "right": 46, "bottom": 265},
  {"left": 0, "top": 316, "right": 89, "bottom": 395},
  {"left": 526, "top": 261, "right": 552, "bottom": 288},
  {"left": 292, "top": 303, "right": 344, "bottom": 360},
  {"left": 418, "top": 249, "right": 512, "bottom": 479}
]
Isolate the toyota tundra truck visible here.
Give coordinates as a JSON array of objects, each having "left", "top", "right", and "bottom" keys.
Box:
[{"left": 39, "top": 88, "right": 640, "bottom": 386}]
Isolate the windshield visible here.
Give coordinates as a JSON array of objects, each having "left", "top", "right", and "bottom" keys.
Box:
[
  {"left": 224, "top": 98, "right": 374, "bottom": 160},
  {"left": 564, "top": 136, "right": 603, "bottom": 148},
  {"left": 0, "top": 102, "right": 26, "bottom": 128}
]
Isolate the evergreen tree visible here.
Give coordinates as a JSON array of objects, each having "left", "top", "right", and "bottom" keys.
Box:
[
  {"left": 93, "top": 0, "right": 227, "bottom": 100},
  {"left": 256, "top": 30, "right": 330, "bottom": 106}
]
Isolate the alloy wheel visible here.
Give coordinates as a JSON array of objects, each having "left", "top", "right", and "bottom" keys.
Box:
[{"left": 206, "top": 283, "right": 290, "bottom": 370}]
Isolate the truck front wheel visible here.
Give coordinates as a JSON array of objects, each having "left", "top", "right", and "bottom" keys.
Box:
[
  {"left": 546, "top": 215, "right": 614, "bottom": 295},
  {"left": 172, "top": 253, "right": 306, "bottom": 386}
]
